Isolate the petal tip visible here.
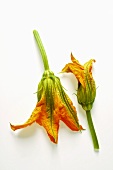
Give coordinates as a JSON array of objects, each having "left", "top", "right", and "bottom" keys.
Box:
[
  {"left": 10, "top": 123, "right": 16, "bottom": 131},
  {"left": 48, "top": 133, "right": 58, "bottom": 144},
  {"left": 80, "top": 125, "right": 85, "bottom": 131}
]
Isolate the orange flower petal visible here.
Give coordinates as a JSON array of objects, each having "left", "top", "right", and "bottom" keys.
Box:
[
  {"left": 36, "top": 109, "right": 59, "bottom": 144},
  {"left": 10, "top": 100, "right": 43, "bottom": 131},
  {"left": 59, "top": 97, "right": 83, "bottom": 131},
  {"left": 84, "top": 59, "right": 96, "bottom": 77},
  {"left": 62, "top": 53, "right": 85, "bottom": 87}
]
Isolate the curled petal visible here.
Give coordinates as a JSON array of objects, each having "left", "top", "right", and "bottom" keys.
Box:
[
  {"left": 84, "top": 59, "right": 96, "bottom": 77},
  {"left": 62, "top": 53, "right": 85, "bottom": 87}
]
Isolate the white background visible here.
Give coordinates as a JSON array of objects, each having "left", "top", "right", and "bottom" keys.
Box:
[{"left": 0, "top": 0, "right": 113, "bottom": 170}]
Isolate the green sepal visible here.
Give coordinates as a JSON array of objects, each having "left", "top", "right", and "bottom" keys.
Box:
[{"left": 77, "top": 77, "right": 96, "bottom": 111}]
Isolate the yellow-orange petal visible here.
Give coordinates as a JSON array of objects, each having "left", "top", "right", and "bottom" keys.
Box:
[
  {"left": 10, "top": 102, "right": 43, "bottom": 131},
  {"left": 62, "top": 53, "right": 85, "bottom": 87},
  {"left": 60, "top": 103, "right": 83, "bottom": 131},
  {"left": 36, "top": 105, "right": 59, "bottom": 144},
  {"left": 55, "top": 82, "right": 83, "bottom": 132},
  {"left": 71, "top": 53, "right": 84, "bottom": 69},
  {"left": 84, "top": 59, "right": 96, "bottom": 76},
  {"left": 57, "top": 89, "right": 83, "bottom": 131}
]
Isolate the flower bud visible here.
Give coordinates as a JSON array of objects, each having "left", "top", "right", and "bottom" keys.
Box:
[{"left": 77, "top": 79, "right": 96, "bottom": 111}]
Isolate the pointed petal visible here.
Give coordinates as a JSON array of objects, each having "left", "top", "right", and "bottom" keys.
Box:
[
  {"left": 36, "top": 107, "right": 59, "bottom": 143},
  {"left": 56, "top": 82, "right": 83, "bottom": 131},
  {"left": 36, "top": 78, "right": 60, "bottom": 143},
  {"left": 84, "top": 59, "right": 96, "bottom": 76},
  {"left": 10, "top": 100, "right": 43, "bottom": 131},
  {"left": 83, "top": 59, "right": 96, "bottom": 92},
  {"left": 71, "top": 53, "right": 83, "bottom": 70},
  {"left": 60, "top": 100, "right": 83, "bottom": 131},
  {"left": 62, "top": 53, "right": 85, "bottom": 87}
]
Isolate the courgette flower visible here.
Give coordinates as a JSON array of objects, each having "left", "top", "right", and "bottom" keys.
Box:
[
  {"left": 10, "top": 31, "right": 83, "bottom": 144},
  {"left": 62, "top": 53, "right": 99, "bottom": 150}
]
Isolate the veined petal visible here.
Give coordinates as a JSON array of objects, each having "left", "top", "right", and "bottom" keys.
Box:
[
  {"left": 36, "top": 107, "right": 59, "bottom": 144},
  {"left": 60, "top": 103, "right": 83, "bottom": 131},
  {"left": 37, "top": 75, "right": 59, "bottom": 143},
  {"left": 56, "top": 78, "right": 83, "bottom": 131}
]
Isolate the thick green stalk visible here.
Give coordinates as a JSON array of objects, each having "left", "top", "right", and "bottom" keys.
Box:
[
  {"left": 33, "top": 30, "right": 50, "bottom": 70},
  {"left": 86, "top": 110, "right": 99, "bottom": 150}
]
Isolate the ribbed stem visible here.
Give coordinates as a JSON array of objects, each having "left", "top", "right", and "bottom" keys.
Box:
[
  {"left": 33, "top": 30, "right": 50, "bottom": 70},
  {"left": 86, "top": 110, "right": 99, "bottom": 150}
]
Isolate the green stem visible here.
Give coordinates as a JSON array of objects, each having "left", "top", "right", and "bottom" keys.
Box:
[
  {"left": 33, "top": 30, "right": 50, "bottom": 70},
  {"left": 86, "top": 110, "right": 99, "bottom": 150}
]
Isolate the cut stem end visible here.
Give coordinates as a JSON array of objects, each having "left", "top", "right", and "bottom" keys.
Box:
[{"left": 33, "top": 30, "right": 50, "bottom": 71}]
